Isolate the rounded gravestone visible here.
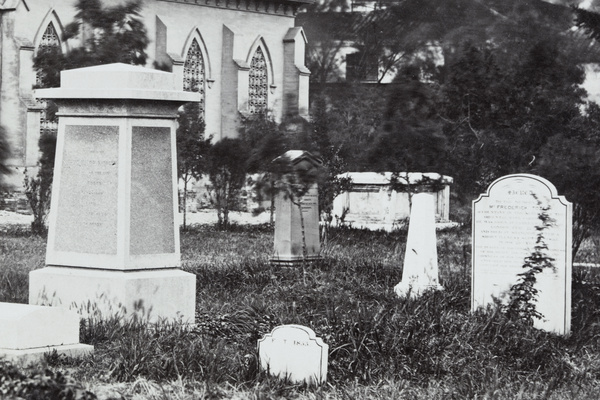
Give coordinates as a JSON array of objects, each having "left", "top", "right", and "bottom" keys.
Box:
[{"left": 472, "top": 174, "right": 572, "bottom": 335}]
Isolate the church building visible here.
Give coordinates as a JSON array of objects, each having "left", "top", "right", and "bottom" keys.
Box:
[{"left": 0, "top": 0, "right": 311, "bottom": 189}]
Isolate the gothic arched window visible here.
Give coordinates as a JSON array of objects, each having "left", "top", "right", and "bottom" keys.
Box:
[
  {"left": 249, "top": 47, "right": 268, "bottom": 115},
  {"left": 183, "top": 38, "right": 206, "bottom": 119},
  {"left": 36, "top": 22, "right": 61, "bottom": 137}
]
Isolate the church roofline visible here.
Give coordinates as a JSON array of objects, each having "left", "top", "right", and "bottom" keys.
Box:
[{"left": 157, "top": 0, "right": 313, "bottom": 17}]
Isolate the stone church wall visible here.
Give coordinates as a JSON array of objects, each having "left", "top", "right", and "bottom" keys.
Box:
[{"left": 0, "top": 0, "right": 310, "bottom": 190}]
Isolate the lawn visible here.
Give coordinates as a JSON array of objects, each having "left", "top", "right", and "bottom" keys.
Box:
[{"left": 2, "top": 223, "right": 600, "bottom": 399}]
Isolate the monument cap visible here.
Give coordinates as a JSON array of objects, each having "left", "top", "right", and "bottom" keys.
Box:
[{"left": 34, "top": 63, "right": 200, "bottom": 103}]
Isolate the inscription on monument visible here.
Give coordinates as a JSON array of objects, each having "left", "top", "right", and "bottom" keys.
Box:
[
  {"left": 130, "top": 126, "right": 175, "bottom": 255},
  {"left": 472, "top": 174, "right": 572, "bottom": 334},
  {"left": 55, "top": 125, "right": 119, "bottom": 254}
]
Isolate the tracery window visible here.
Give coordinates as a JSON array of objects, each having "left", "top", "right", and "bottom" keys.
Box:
[
  {"left": 248, "top": 47, "right": 268, "bottom": 115},
  {"left": 36, "top": 22, "right": 61, "bottom": 137},
  {"left": 183, "top": 38, "right": 206, "bottom": 119}
]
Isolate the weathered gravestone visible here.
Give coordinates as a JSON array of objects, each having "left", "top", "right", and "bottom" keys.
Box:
[
  {"left": 395, "top": 193, "right": 443, "bottom": 298},
  {"left": 258, "top": 324, "right": 328, "bottom": 384},
  {"left": 271, "top": 150, "right": 323, "bottom": 265},
  {"left": 29, "top": 63, "right": 199, "bottom": 322},
  {"left": 0, "top": 303, "right": 93, "bottom": 364},
  {"left": 472, "top": 174, "right": 572, "bottom": 334}
]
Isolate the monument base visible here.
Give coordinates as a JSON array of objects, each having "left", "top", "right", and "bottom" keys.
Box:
[
  {"left": 29, "top": 266, "right": 196, "bottom": 323},
  {"left": 0, "top": 344, "right": 94, "bottom": 366},
  {"left": 0, "top": 302, "right": 93, "bottom": 365},
  {"left": 394, "top": 281, "right": 444, "bottom": 298},
  {"left": 270, "top": 255, "right": 322, "bottom": 266}
]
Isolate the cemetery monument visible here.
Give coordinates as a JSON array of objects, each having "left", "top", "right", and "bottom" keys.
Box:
[
  {"left": 0, "top": 302, "right": 93, "bottom": 364},
  {"left": 472, "top": 174, "right": 572, "bottom": 334},
  {"left": 271, "top": 150, "right": 323, "bottom": 265},
  {"left": 394, "top": 193, "right": 443, "bottom": 297},
  {"left": 29, "top": 63, "right": 198, "bottom": 323}
]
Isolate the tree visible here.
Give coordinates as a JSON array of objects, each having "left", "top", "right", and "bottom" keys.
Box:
[
  {"left": 573, "top": 5, "right": 600, "bottom": 43},
  {"left": 0, "top": 126, "right": 10, "bottom": 192},
  {"left": 28, "top": 0, "right": 150, "bottom": 234},
  {"left": 368, "top": 79, "right": 447, "bottom": 173},
  {"left": 308, "top": 96, "right": 352, "bottom": 241},
  {"left": 438, "top": 37, "right": 596, "bottom": 257},
  {"left": 177, "top": 103, "right": 211, "bottom": 231},
  {"left": 23, "top": 133, "right": 55, "bottom": 234},
  {"left": 206, "top": 138, "right": 250, "bottom": 230},
  {"left": 534, "top": 103, "right": 600, "bottom": 257},
  {"left": 238, "top": 114, "right": 289, "bottom": 223},
  {"left": 33, "top": 0, "right": 149, "bottom": 88}
]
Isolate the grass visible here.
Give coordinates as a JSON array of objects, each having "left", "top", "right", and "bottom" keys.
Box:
[{"left": 2, "top": 223, "right": 600, "bottom": 398}]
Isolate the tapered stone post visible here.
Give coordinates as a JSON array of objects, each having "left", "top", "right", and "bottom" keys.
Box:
[{"left": 394, "top": 193, "right": 443, "bottom": 297}]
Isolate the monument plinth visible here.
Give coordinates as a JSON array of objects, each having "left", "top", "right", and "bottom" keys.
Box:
[{"left": 30, "top": 63, "right": 199, "bottom": 322}]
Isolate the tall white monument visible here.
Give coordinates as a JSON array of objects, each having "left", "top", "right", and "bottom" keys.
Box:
[
  {"left": 30, "top": 64, "right": 198, "bottom": 322},
  {"left": 395, "top": 193, "right": 443, "bottom": 297}
]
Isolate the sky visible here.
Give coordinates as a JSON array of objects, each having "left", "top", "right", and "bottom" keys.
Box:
[{"left": 545, "top": 0, "right": 600, "bottom": 9}]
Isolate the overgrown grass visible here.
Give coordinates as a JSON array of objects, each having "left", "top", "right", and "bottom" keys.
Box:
[{"left": 2, "top": 224, "right": 600, "bottom": 398}]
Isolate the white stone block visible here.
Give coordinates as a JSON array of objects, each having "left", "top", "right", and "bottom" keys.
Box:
[
  {"left": 0, "top": 302, "right": 93, "bottom": 364},
  {"left": 29, "top": 267, "right": 195, "bottom": 323}
]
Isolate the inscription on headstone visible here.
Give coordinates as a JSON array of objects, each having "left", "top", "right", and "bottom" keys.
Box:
[
  {"left": 130, "top": 126, "right": 175, "bottom": 255},
  {"left": 55, "top": 125, "right": 119, "bottom": 254},
  {"left": 258, "top": 324, "right": 328, "bottom": 385},
  {"left": 472, "top": 174, "right": 572, "bottom": 334}
]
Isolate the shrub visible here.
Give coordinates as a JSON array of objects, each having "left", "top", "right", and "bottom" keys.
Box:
[
  {"left": 206, "top": 138, "right": 250, "bottom": 230},
  {"left": 0, "top": 360, "right": 96, "bottom": 399}
]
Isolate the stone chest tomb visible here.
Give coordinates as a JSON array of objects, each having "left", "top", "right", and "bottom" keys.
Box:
[{"left": 332, "top": 172, "right": 453, "bottom": 231}]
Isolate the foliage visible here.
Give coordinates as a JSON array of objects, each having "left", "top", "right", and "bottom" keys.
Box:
[
  {"left": 33, "top": 0, "right": 149, "bottom": 88},
  {"left": 206, "top": 138, "right": 250, "bottom": 230},
  {"left": 503, "top": 202, "right": 556, "bottom": 325},
  {"left": 437, "top": 38, "right": 597, "bottom": 255},
  {"left": 23, "top": 133, "right": 56, "bottom": 235},
  {"left": 239, "top": 113, "right": 289, "bottom": 176},
  {"left": 177, "top": 102, "right": 211, "bottom": 231},
  {"left": 4, "top": 225, "right": 600, "bottom": 397},
  {"left": 573, "top": 4, "right": 600, "bottom": 43},
  {"left": 309, "top": 84, "right": 386, "bottom": 171},
  {"left": 0, "top": 126, "right": 10, "bottom": 191},
  {"left": 308, "top": 95, "right": 352, "bottom": 235},
  {"left": 368, "top": 79, "right": 447, "bottom": 173},
  {"left": 535, "top": 103, "right": 600, "bottom": 257},
  {"left": 0, "top": 360, "right": 96, "bottom": 399},
  {"left": 28, "top": 0, "right": 150, "bottom": 234}
]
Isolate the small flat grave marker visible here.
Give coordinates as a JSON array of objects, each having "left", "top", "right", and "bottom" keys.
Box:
[
  {"left": 0, "top": 302, "right": 93, "bottom": 364},
  {"left": 258, "top": 324, "right": 328, "bottom": 385},
  {"left": 472, "top": 174, "right": 572, "bottom": 334}
]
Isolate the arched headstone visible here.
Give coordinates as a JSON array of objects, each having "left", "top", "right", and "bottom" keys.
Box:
[{"left": 472, "top": 174, "right": 572, "bottom": 334}]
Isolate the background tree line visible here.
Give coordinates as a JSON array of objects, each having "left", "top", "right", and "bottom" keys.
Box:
[
  {"left": 10, "top": 0, "right": 600, "bottom": 257},
  {"left": 300, "top": 1, "right": 600, "bottom": 257}
]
